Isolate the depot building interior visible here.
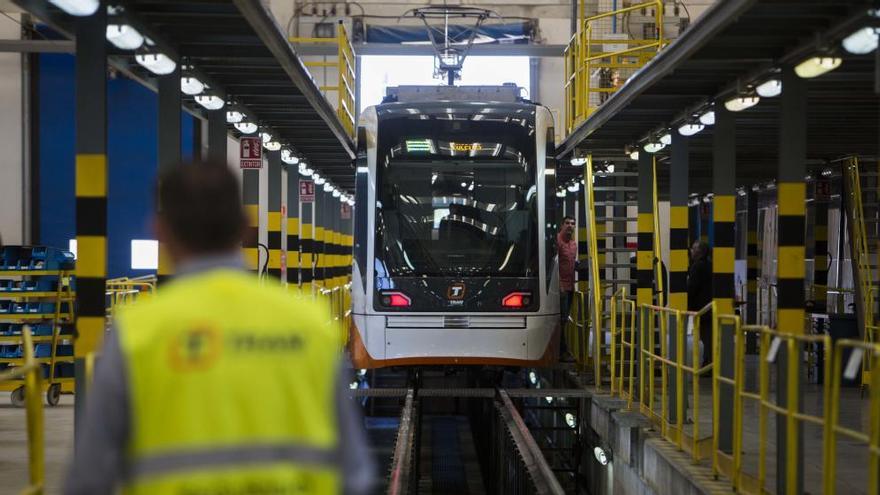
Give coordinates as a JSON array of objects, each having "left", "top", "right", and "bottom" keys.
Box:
[{"left": 0, "top": 0, "right": 878, "bottom": 494}]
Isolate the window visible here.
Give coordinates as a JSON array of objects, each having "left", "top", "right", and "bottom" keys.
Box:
[
  {"left": 68, "top": 239, "right": 77, "bottom": 259},
  {"left": 131, "top": 239, "right": 159, "bottom": 270}
]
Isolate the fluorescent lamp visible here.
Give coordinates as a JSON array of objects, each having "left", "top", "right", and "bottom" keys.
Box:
[
  {"left": 106, "top": 24, "right": 144, "bottom": 50},
  {"left": 644, "top": 141, "right": 665, "bottom": 153},
  {"left": 234, "top": 122, "right": 257, "bottom": 134},
  {"left": 135, "top": 53, "right": 176, "bottom": 76},
  {"left": 842, "top": 26, "right": 879, "bottom": 54},
  {"left": 226, "top": 110, "right": 244, "bottom": 124},
  {"left": 794, "top": 56, "right": 842, "bottom": 78},
  {"left": 724, "top": 95, "right": 760, "bottom": 112},
  {"left": 659, "top": 132, "right": 672, "bottom": 146},
  {"left": 677, "top": 123, "right": 705, "bottom": 136},
  {"left": 264, "top": 140, "right": 281, "bottom": 151},
  {"left": 755, "top": 79, "right": 782, "bottom": 98},
  {"left": 49, "top": 0, "right": 99, "bottom": 16},
  {"left": 698, "top": 110, "right": 715, "bottom": 125},
  {"left": 180, "top": 76, "right": 204, "bottom": 96},
  {"left": 260, "top": 132, "right": 272, "bottom": 144},
  {"left": 628, "top": 150, "right": 639, "bottom": 160},
  {"left": 195, "top": 95, "right": 224, "bottom": 110}
]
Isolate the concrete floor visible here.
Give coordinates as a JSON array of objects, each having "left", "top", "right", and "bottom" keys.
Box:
[{"left": 0, "top": 391, "right": 74, "bottom": 495}]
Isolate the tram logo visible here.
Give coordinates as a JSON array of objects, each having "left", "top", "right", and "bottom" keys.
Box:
[{"left": 447, "top": 283, "right": 466, "bottom": 300}]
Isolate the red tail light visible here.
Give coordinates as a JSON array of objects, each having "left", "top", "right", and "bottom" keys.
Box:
[
  {"left": 382, "top": 292, "right": 411, "bottom": 307},
  {"left": 502, "top": 292, "right": 531, "bottom": 308}
]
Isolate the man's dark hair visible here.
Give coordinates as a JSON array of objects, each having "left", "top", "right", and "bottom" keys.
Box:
[
  {"left": 157, "top": 162, "right": 246, "bottom": 253},
  {"left": 563, "top": 215, "right": 576, "bottom": 223}
]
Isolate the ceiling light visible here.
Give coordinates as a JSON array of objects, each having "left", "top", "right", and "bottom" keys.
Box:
[
  {"left": 180, "top": 76, "right": 204, "bottom": 96},
  {"left": 324, "top": 183, "right": 334, "bottom": 192},
  {"left": 234, "top": 122, "right": 257, "bottom": 134},
  {"left": 555, "top": 189, "right": 565, "bottom": 198},
  {"left": 842, "top": 26, "right": 879, "bottom": 54},
  {"left": 724, "top": 94, "right": 760, "bottom": 112},
  {"left": 594, "top": 446, "right": 610, "bottom": 466},
  {"left": 565, "top": 413, "right": 576, "bottom": 428},
  {"left": 300, "top": 167, "right": 313, "bottom": 177},
  {"left": 677, "top": 123, "right": 704, "bottom": 136},
  {"left": 644, "top": 141, "right": 665, "bottom": 153},
  {"left": 260, "top": 132, "right": 272, "bottom": 144},
  {"left": 794, "top": 56, "right": 842, "bottom": 78},
  {"left": 628, "top": 150, "right": 639, "bottom": 160},
  {"left": 659, "top": 132, "right": 672, "bottom": 146},
  {"left": 281, "top": 150, "right": 299, "bottom": 165},
  {"left": 312, "top": 173, "right": 321, "bottom": 181},
  {"left": 314, "top": 176, "right": 326, "bottom": 185},
  {"left": 698, "top": 109, "right": 715, "bottom": 125},
  {"left": 105, "top": 24, "right": 144, "bottom": 50},
  {"left": 226, "top": 110, "right": 244, "bottom": 124},
  {"left": 347, "top": 198, "right": 355, "bottom": 206},
  {"left": 264, "top": 140, "right": 281, "bottom": 151},
  {"left": 755, "top": 79, "right": 782, "bottom": 98},
  {"left": 567, "top": 183, "right": 579, "bottom": 192},
  {"left": 195, "top": 95, "right": 224, "bottom": 110},
  {"left": 135, "top": 53, "right": 176, "bottom": 76},
  {"left": 332, "top": 189, "right": 342, "bottom": 198},
  {"left": 49, "top": 0, "right": 99, "bottom": 16},
  {"left": 570, "top": 157, "right": 587, "bottom": 166}
]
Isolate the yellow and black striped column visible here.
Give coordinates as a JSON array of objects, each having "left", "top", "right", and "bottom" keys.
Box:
[
  {"left": 713, "top": 105, "right": 736, "bottom": 455},
  {"left": 577, "top": 185, "right": 589, "bottom": 293},
  {"left": 775, "top": 66, "right": 806, "bottom": 495},
  {"left": 669, "top": 133, "right": 689, "bottom": 312},
  {"left": 242, "top": 166, "right": 260, "bottom": 273},
  {"left": 813, "top": 181, "right": 829, "bottom": 312},
  {"left": 333, "top": 195, "right": 344, "bottom": 288},
  {"left": 746, "top": 190, "right": 759, "bottom": 352},
  {"left": 301, "top": 186, "right": 314, "bottom": 290},
  {"left": 267, "top": 151, "right": 282, "bottom": 280},
  {"left": 636, "top": 151, "right": 655, "bottom": 307},
  {"left": 286, "top": 165, "right": 300, "bottom": 290},
  {"left": 74, "top": 5, "right": 107, "bottom": 424},
  {"left": 315, "top": 187, "right": 326, "bottom": 288},
  {"left": 156, "top": 61, "right": 181, "bottom": 283}
]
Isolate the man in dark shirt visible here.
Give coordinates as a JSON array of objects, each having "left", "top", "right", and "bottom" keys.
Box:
[{"left": 687, "top": 241, "right": 713, "bottom": 366}]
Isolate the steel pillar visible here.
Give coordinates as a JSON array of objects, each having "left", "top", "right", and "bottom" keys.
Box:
[
  {"left": 667, "top": 133, "right": 689, "bottom": 424},
  {"left": 267, "top": 151, "right": 282, "bottom": 279},
  {"left": 287, "top": 167, "right": 301, "bottom": 289},
  {"left": 207, "top": 110, "right": 227, "bottom": 164},
  {"left": 156, "top": 64, "right": 181, "bottom": 283}
]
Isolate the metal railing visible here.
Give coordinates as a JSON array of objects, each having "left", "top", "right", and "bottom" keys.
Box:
[
  {"left": 603, "top": 286, "right": 880, "bottom": 494},
  {"left": 0, "top": 326, "right": 44, "bottom": 495},
  {"left": 106, "top": 275, "right": 157, "bottom": 320},
  {"left": 289, "top": 23, "right": 356, "bottom": 138},
  {"left": 563, "top": 1, "right": 665, "bottom": 134}
]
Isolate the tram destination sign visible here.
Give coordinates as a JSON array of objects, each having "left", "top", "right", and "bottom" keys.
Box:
[{"left": 239, "top": 137, "right": 262, "bottom": 169}]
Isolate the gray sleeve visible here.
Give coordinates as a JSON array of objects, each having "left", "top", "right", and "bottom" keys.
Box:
[
  {"left": 336, "top": 362, "right": 377, "bottom": 495},
  {"left": 63, "top": 330, "right": 130, "bottom": 495}
]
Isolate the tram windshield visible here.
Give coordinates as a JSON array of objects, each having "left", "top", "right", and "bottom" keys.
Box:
[{"left": 374, "top": 111, "right": 539, "bottom": 277}]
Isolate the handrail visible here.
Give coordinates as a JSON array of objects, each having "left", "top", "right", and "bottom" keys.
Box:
[{"left": 0, "top": 326, "right": 45, "bottom": 495}]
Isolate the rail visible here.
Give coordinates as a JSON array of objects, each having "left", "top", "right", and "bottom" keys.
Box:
[
  {"left": 563, "top": 1, "right": 665, "bottom": 134},
  {"left": 386, "top": 389, "right": 417, "bottom": 495},
  {"left": 106, "top": 275, "right": 156, "bottom": 320},
  {"left": 604, "top": 286, "right": 880, "bottom": 494},
  {"left": 289, "top": 22, "right": 356, "bottom": 139},
  {"left": 0, "top": 326, "right": 44, "bottom": 495}
]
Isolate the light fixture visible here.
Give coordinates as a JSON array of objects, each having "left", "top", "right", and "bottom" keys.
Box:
[
  {"left": 135, "top": 52, "right": 177, "bottom": 76},
  {"left": 842, "top": 26, "right": 879, "bottom": 54},
  {"left": 312, "top": 173, "right": 321, "bottom": 181},
  {"left": 106, "top": 24, "right": 144, "bottom": 50},
  {"left": 324, "top": 182, "right": 334, "bottom": 193},
  {"left": 644, "top": 141, "right": 665, "bottom": 153},
  {"left": 555, "top": 189, "right": 566, "bottom": 198},
  {"left": 755, "top": 79, "right": 782, "bottom": 98},
  {"left": 724, "top": 94, "right": 760, "bottom": 112},
  {"left": 49, "top": 0, "right": 99, "bottom": 16},
  {"left": 545, "top": 396, "right": 553, "bottom": 404},
  {"left": 349, "top": 381, "right": 358, "bottom": 390},
  {"left": 565, "top": 413, "right": 577, "bottom": 428},
  {"left": 226, "top": 110, "right": 244, "bottom": 124},
  {"left": 794, "top": 56, "right": 842, "bottom": 78},
  {"left": 698, "top": 109, "right": 715, "bottom": 125},
  {"left": 300, "top": 167, "right": 313, "bottom": 177},
  {"left": 528, "top": 370, "right": 537, "bottom": 385},
  {"left": 332, "top": 189, "right": 342, "bottom": 198},
  {"left": 260, "top": 132, "right": 272, "bottom": 144},
  {"left": 263, "top": 140, "right": 281, "bottom": 151},
  {"left": 180, "top": 76, "right": 205, "bottom": 96},
  {"left": 567, "top": 183, "right": 579, "bottom": 192},
  {"left": 628, "top": 150, "right": 639, "bottom": 160},
  {"left": 281, "top": 150, "right": 299, "bottom": 165},
  {"left": 594, "top": 446, "right": 610, "bottom": 466},
  {"left": 659, "top": 132, "right": 672, "bottom": 146},
  {"left": 234, "top": 122, "right": 258, "bottom": 134},
  {"left": 195, "top": 94, "right": 224, "bottom": 110},
  {"left": 315, "top": 176, "right": 326, "bottom": 185},
  {"left": 570, "top": 157, "right": 587, "bottom": 166},
  {"left": 678, "top": 123, "right": 704, "bottom": 136}
]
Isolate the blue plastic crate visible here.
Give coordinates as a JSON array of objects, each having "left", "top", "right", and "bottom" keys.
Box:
[{"left": 35, "top": 344, "right": 51, "bottom": 358}]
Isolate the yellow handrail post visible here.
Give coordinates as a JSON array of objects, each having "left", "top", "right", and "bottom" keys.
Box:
[{"left": 675, "top": 310, "right": 685, "bottom": 450}]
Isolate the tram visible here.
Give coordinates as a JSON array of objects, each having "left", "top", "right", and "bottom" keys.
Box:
[{"left": 348, "top": 85, "right": 560, "bottom": 368}]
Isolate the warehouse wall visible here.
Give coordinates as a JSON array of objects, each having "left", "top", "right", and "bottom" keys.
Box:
[{"left": 0, "top": 15, "right": 23, "bottom": 246}]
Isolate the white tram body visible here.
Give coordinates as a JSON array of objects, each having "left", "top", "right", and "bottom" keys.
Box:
[{"left": 348, "top": 85, "right": 560, "bottom": 368}]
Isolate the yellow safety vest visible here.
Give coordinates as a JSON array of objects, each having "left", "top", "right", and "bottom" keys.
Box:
[{"left": 115, "top": 269, "right": 342, "bottom": 495}]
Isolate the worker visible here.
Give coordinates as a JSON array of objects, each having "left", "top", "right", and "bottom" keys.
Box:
[
  {"left": 687, "top": 240, "right": 713, "bottom": 367},
  {"left": 65, "top": 162, "right": 374, "bottom": 495},
  {"left": 558, "top": 215, "right": 578, "bottom": 357}
]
